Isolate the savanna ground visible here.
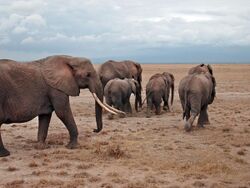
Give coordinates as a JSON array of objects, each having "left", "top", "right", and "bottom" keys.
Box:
[{"left": 0, "top": 64, "right": 250, "bottom": 188}]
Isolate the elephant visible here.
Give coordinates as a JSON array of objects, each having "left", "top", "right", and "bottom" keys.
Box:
[
  {"left": 145, "top": 72, "right": 175, "bottom": 117},
  {"left": 104, "top": 78, "right": 139, "bottom": 117},
  {"left": 178, "top": 64, "right": 216, "bottom": 131},
  {"left": 98, "top": 60, "right": 143, "bottom": 111},
  {"left": 0, "top": 55, "right": 119, "bottom": 157}
]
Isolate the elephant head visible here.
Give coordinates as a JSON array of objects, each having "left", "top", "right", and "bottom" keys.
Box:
[
  {"left": 162, "top": 72, "right": 175, "bottom": 105},
  {"left": 40, "top": 56, "right": 106, "bottom": 132},
  {"left": 188, "top": 64, "right": 213, "bottom": 75}
]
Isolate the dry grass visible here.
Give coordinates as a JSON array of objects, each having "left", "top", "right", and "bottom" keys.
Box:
[
  {"left": 33, "top": 179, "right": 64, "bottom": 188},
  {"left": 0, "top": 64, "right": 250, "bottom": 188},
  {"left": 28, "top": 161, "right": 38, "bottom": 167},
  {"left": 95, "top": 143, "right": 129, "bottom": 159},
  {"left": 76, "top": 163, "right": 94, "bottom": 170},
  {"left": 4, "top": 180, "right": 24, "bottom": 188},
  {"left": 6, "top": 167, "right": 18, "bottom": 172},
  {"left": 73, "top": 172, "right": 90, "bottom": 179}
]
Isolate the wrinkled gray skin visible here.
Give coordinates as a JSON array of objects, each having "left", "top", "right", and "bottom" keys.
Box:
[
  {"left": 146, "top": 72, "right": 175, "bottom": 117},
  {"left": 98, "top": 60, "right": 142, "bottom": 111},
  {"left": 178, "top": 64, "right": 216, "bottom": 131},
  {"left": 104, "top": 78, "right": 139, "bottom": 116},
  {"left": 0, "top": 55, "right": 103, "bottom": 157}
]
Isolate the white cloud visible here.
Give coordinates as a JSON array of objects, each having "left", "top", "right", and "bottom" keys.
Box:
[
  {"left": 0, "top": 14, "right": 24, "bottom": 32},
  {"left": 21, "top": 36, "right": 35, "bottom": 44},
  {"left": 0, "top": 0, "right": 250, "bottom": 61},
  {"left": 21, "top": 14, "right": 46, "bottom": 27},
  {"left": 13, "top": 26, "right": 27, "bottom": 34},
  {"left": 10, "top": 0, "right": 47, "bottom": 14},
  {"left": 0, "top": 36, "right": 10, "bottom": 45}
]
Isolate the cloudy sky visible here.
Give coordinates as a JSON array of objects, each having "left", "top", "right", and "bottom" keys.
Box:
[{"left": 0, "top": 0, "right": 250, "bottom": 63}]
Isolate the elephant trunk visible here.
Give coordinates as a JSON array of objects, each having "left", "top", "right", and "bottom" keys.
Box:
[
  {"left": 90, "top": 80, "right": 103, "bottom": 133},
  {"left": 135, "top": 83, "right": 142, "bottom": 112}
]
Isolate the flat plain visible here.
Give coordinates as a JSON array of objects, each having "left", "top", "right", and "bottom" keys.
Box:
[{"left": 0, "top": 64, "right": 250, "bottom": 188}]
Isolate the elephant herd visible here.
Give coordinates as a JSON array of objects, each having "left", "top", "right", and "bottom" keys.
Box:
[{"left": 0, "top": 55, "right": 216, "bottom": 157}]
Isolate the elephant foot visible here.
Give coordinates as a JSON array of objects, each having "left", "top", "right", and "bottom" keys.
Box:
[
  {"left": 34, "top": 142, "right": 49, "bottom": 150},
  {"left": 66, "top": 141, "right": 78, "bottom": 149},
  {"left": 197, "top": 123, "right": 205, "bottom": 128},
  {"left": 146, "top": 112, "right": 151, "bottom": 118},
  {"left": 0, "top": 147, "right": 10, "bottom": 157},
  {"left": 93, "top": 128, "right": 101, "bottom": 133},
  {"left": 163, "top": 106, "right": 169, "bottom": 111},
  {"left": 119, "top": 113, "right": 126, "bottom": 118},
  {"left": 184, "top": 121, "right": 192, "bottom": 132},
  {"left": 204, "top": 121, "right": 210, "bottom": 125}
]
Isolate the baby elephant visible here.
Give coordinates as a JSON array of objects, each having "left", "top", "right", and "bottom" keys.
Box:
[
  {"left": 178, "top": 64, "right": 216, "bottom": 131},
  {"left": 146, "top": 72, "right": 175, "bottom": 117},
  {"left": 104, "top": 78, "right": 139, "bottom": 116}
]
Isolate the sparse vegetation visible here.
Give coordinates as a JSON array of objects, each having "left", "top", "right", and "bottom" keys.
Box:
[{"left": 0, "top": 64, "right": 249, "bottom": 187}]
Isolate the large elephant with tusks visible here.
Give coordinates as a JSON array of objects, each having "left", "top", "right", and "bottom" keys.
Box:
[{"left": 0, "top": 55, "right": 120, "bottom": 157}]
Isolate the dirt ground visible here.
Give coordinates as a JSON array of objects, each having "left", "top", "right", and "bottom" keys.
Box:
[{"left": 0, "top": 64, "right": 250, "bottom": 188}]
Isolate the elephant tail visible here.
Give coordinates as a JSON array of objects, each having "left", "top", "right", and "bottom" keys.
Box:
[
  {"left": 183, "top": 91, "right": 188, "bottom": 120},
  {"left": 142, "top": 90, "right": 153, "bottom": 106},
  {"left": 169, "top": 73, "right": 175, "bottom": 105},
  {"left": 170, "top": 82, "right": 174, "bottom": 106}
]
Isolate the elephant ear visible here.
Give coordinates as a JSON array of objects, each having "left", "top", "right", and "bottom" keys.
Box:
[
  {"left": 169, "top": 73, "right": 175, "bottom": 82},
  {"left": 41, "top": 57, "right": 80, "bottom": 96},
  {"left": 162, "top": 76, "right": 169, "bottom": 86},
  {"left": 209, "top": 75, "right": 216, "bottom": 104},
  {"left": 207, "top": 64, "right": 213, "bottom": 75}
]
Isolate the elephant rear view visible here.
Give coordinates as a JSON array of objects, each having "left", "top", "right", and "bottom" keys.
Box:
[
  {"left": 104, "top": 78, "right": 139, "bottom": 116},
  {"left": 146, "top": 72, "right": 175, "bottom": 117},
  {"left": 98, "top": 60, "right": 143, "bottom": 111},
  {"left": 178, "top": 64, "right": 216, "bottom": 131}
]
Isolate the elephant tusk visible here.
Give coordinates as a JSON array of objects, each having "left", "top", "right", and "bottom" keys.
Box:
[
  {"left": 103, "top": 102, "right": 126, "bottom": 115},
  {"left": 91, "top": 93, "right": 118, "bottom": 115}
]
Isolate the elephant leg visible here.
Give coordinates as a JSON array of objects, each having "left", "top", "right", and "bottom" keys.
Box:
[
  {"left": 52, "top": 95, "right": 78, "bottom": 149},
  {"left": 0, "top": 124, "right": 10, "bottom": 157},
  {"left": 106, "top": 99, "right": 114, "bottom": 119},
  {"left": 121, "top": 102, "right": 127, "bottom": 118},
  {"left": 163, "top": 90, "right": 170, "bottom": 111},
  {"left": 36, "top": 113, "right": 52, "bottom": 149},
  {"left": 125, "top": 101, "right": 132, "bottom": 114},
  {"left": 197, "top": 106, "right": 209, "bottom": 127},
  {"left": 185, "top": 106, "right": 191, "bottom": 121},
  {"left": 155, "top": 105, "right": 161, "bottom": 115},
  {"left": 146, "top": 98, "right": 153, "bottom": 118},
  {"left": 184, "top": 95, "right": 201, "bottom": 131},
  {"left": 179, "top": 93, "right": 186, "bottom": 119},
  {"left": 184, "top": 112, "right": 198, "bottom": 132},
  {"left": 114, "top": 101, "right": 126, "bottom": 118},
  {"left": 185, "top": 103, "right": 199, "bottom": 132}
]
